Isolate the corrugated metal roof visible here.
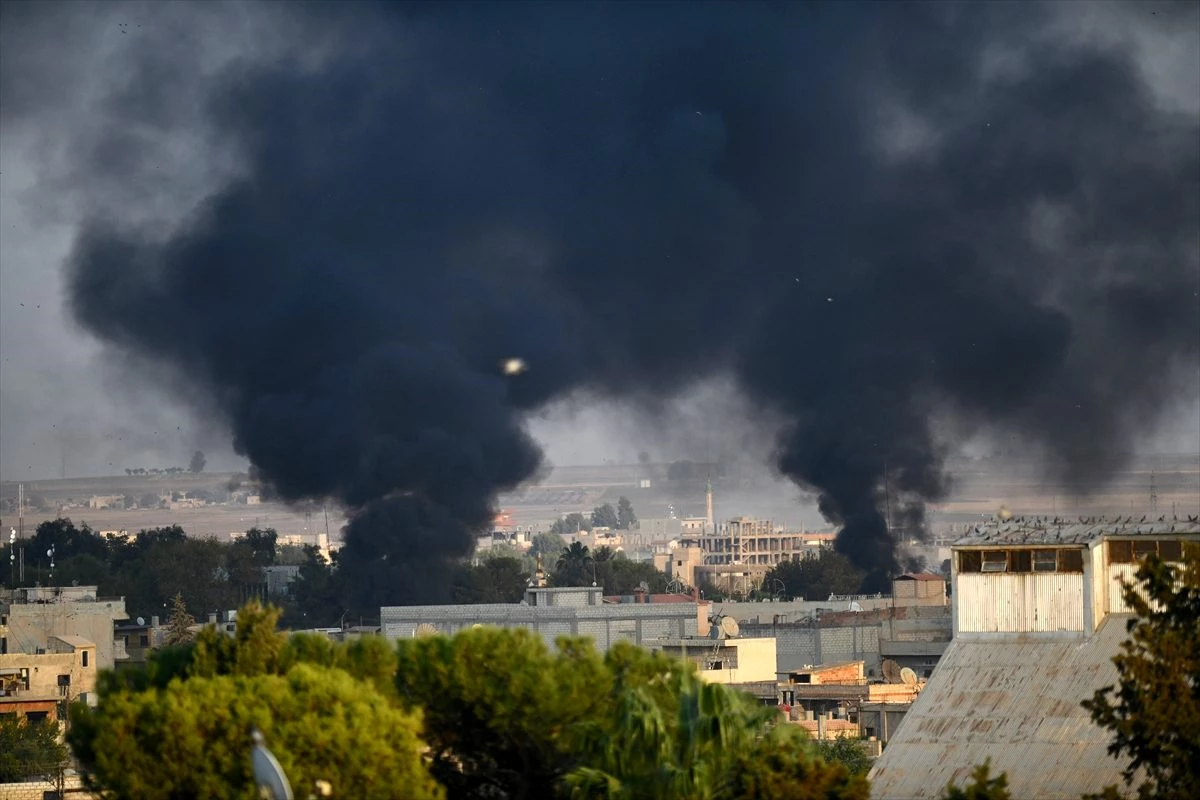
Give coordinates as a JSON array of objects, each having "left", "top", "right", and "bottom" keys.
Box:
[
  {"left": 954, "top": 517, "right": 1200, "bottom": 547},
  {"left": 867, "top": 618, "right": 1141, "bottom": 799}
]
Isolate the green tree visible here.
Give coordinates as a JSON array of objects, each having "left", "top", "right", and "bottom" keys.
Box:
[
  {"left": 812, "top": 737, "right": 872, "bottom": 778},
  {"left": 0, "top": 716, "right": 68, "bottom": 783},
  {"left": 765, "top": 550, "right": 866, "bottom": 601},
  {"left": 165, "top": 592, "right": 196, "bottom": 646},
  {"left": 531, "top": 531, "right": 568, "bottom": 558},
  {"left": 556, "top": 542, "right": 594, "bottom": 586},
  {"left": 1082, "top": 544, "right": 1200, "bottom": 800},
  {"left": 939, "top": 760, "right": 1011, "bottom": 800},
  {"left": 69, "top": 664, "right": 440, "bottom": 800},
  {"left": 591, "top": 503, "right": 620, "bottom": 529},
  {"left": 568, "top": 666, "right": 866, "bottom": 800},
  {"left": 394, "top": 627, "right": 611, "bottom": 800},
  {"left": 189, "top": 449, "right": 207, "bottom": 473},
  {"left": 550, "top": 514, "right": 592, "bottom": 535},
  {"left": 596, "top": 554, "right": 669, "bottom": 596},
  {"left": 616, "top": 496, "right": 637, "bottom": 530},
  {"left": 280, "top": 546, "right": 341, "bottom": 628},
  {"left": 452, "top": 555, "right": 530, "bottom": 603}
]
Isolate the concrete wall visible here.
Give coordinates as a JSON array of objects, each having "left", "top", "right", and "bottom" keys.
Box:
[
  {"left": 955, "top": 573, "right": 1085, "bottom": 635},
  {"left": 0, "top": 647, "right": 95, "bottom": 701},
  {"left": 380, "top": 602, "right": 703, "bottom": 653},
  {"left": 741, "top": 621, "right": 882, "bottom": 675},
  {"left": 695, "top": 638, "right": 776, "bottom": 684},
  {"left": 0, "top": 776, "right": 98, "bottom": 800},
  {"left": 2, "top": 601, "right": 126, "bottom": 670}
]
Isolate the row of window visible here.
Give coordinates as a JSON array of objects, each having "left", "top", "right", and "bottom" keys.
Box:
[
  {"left": 1108, "top": 539, "right": 1183, "bottom": 563},
  {"left": 958, "top": 548, "right": 1084, "bottom": 574},
  {"left": 959, "top": 539, "right": 1188, "bottom": 574}
]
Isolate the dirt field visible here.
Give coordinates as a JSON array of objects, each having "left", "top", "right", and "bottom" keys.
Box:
[{"left": 2, "top": 454, "right": 1197, "bottom": 540}]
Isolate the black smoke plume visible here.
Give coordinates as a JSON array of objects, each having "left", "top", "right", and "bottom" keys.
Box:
[{"left": 62, "top": 2, "right": 1198, "bottom": 602}]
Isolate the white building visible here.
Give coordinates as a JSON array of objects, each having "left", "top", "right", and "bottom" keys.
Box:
[{"left": 869, "top": 518, "right": 1199, "bottom": 799}]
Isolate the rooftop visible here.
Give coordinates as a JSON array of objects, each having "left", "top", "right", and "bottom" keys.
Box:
[
  {"left": 50, "top": 634, "right": 96, "bottom": 649},
  {"left": 868, "top": 617, "right": 1138, "bottom": 799},
  {"left": 953, "top": 516, "right": 1200, "bottom": 548},
  {"left": 895, "top": 573, "right": 945, "bottom": 582}
]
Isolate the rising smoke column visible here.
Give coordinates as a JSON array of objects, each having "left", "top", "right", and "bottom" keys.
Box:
[{"left": 63, "top": 1, "right": 1199, "bottom": 602}]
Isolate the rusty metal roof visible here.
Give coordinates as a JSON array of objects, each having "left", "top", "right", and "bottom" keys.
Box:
[
  {"left": 867, "top": 618, "right": 1141, "bottom": 799},
  {"left": 953, "top": 517, "right": 1200, "bottom": 547}
]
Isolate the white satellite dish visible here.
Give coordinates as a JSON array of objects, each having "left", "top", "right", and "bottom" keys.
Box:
[
  {"left": 136, "top": 617, "right": 145, "bottom": 626},
  {"left": 900, "top": 667, "right": 918, "bottom": 686},
  {"left": 720, "top": 616, "right": 740, "bottom": 639},
  {"left": 414, "top": 623, "right": 439, "bottom": 638}
]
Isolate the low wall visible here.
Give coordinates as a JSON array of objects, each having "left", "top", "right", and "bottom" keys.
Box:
[{"left": 0, "top": 776, "right": 98, "bottom": 800}]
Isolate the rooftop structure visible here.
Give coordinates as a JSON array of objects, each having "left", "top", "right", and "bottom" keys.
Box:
[
  {"left": 869, "top": 518, "right": 1197, "bottom": 799},
  {"left": 1, "top": 586, "right": 128, "bottom": 670},
  {"left": 380, "top": 586, "right": 711, "bottom": 653}
]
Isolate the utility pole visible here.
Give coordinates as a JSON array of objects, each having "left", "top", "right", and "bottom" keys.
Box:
[{"left": 1150, "top": 469, "right": 1158, "bottom": 514}]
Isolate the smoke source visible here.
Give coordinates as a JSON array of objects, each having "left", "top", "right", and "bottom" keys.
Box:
[{"left": 60, "top": 2, "right": 1199, "bottom": 601}]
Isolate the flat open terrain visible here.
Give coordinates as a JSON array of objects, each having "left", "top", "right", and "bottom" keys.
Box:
[{"left": 3, "top": 454, "right": 1197, "bottom": 541}]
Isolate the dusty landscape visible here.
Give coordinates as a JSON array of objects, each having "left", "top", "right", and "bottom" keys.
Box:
[{"left": 2, "top": 454, "right": 1196, "bottom": 544}]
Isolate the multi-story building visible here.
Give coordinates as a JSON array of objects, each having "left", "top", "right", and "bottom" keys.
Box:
[
  {"left": 657, "top": 517, "right": 835, "bottom": 595},
  {"left": 870, "top": 517, "right": 1200, "bottom": 799},
  {"left": 1, "top": 585, "right": 127, "bottom": 671}
]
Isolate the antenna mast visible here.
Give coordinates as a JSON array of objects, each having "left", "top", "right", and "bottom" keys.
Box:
[{"left": 1150, "top": 468, "right": 1158, "bottom": 513}]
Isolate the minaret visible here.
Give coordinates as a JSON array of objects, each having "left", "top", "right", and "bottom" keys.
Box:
[{"left": 705, "top": 476, "right": 714, "bottom": 533}]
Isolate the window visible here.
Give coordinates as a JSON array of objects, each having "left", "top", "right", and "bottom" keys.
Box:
[
  {"left": 1158, "top": 540, "right": 1183, "bottom": 561},
  {"left": 981, "top": 551, "right": 1008, "bottom": 573},
  {"left": 1010, "top": 550, "right": 1033, "bottom": 573},
  {"left": 1033, "top": 550, "right": 1058, "bottom": 572},
  {"left": 1109, "top": 541, "right": 1134, "bottom": 563},
  {"left": 25, "top": 711, "right": 49, "bottom": 724},
  {"left": 1134, "top": 540, "right": 1157, "bottom": 559},
  {"left": 82, "top": 650, "right": 89, "bottom": 668},
  {"left": 1059, "top": 549, "right": 1084, "bottom": 573},
  {"left": 959, "top": 551, "right": 982, "bottom": 573},
  {"left": 139, "top": 635, "right": 150, "bottom": 647}
]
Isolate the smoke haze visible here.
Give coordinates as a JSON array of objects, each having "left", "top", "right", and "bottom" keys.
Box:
[{"left": 3, "top": 1, "right": 1197, "bottom": 599}]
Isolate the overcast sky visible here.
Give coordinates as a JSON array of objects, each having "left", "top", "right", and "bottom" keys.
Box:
[{"left": 1, "top": 0, "right": 1197, "bottom": 483}]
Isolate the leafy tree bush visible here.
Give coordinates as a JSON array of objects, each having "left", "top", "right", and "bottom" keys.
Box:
[
  {"left": 1082, "top": 544, "right": 1200, "bottom": 800},
  {"left": 939, "top": 761, "right": 1010, "bottom": 800},
  {"left": 394, "top": 627, "right": 611, "bottom": 799},
  {"left": 569, "top": 667, "right": 867, "bottom": 800},
  {"left": 69, "top": 602, "right": 439, "bottom": 800},
  {"left": 812, "top": 737, "right": 873, "bottom": 778},
  {"left": 592, "top": 503, "right": 620, "bottom": 529},
  {"left": 616, "top": 496, "right": 637, "bottom": 530},
  {"left": 164, "top": 592, "right": 196, "bottom": 645},
  {"left": 764, "top": 549, "right": 866, "bottom": 600},
  {"left": 0, "top": 716, "right": 68, "bottom": 783},
  {"left": 69, "top": 665, "right": 439, "bottom": 800}
]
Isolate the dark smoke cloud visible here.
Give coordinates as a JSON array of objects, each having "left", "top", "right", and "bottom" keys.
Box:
[{"left": 57, "top": 1, "right": 1198, "bottom": 601}]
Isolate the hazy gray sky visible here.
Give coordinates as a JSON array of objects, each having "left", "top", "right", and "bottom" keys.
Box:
[{"left": 1, "top": 0, "right": 1197, "bottom": 483}]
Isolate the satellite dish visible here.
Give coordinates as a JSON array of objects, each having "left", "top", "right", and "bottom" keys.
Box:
[
  {"left": 136, "top": 617, "right": 145, "bottom": 626},
  {"left": 900, "top": 667, "right": 918, "bottom": 686},
  {"left": 882, "top": 659, "right": 903, "bottom": 684},
  {"left": 637, "top": 581, "right": 650, "bottom": 593},
  {"left": 849, "top": 601, "right": 863, "bottom": 613},
  {"left": 720, "top": 616, "right": 740, "bottom": 639},
  {"left": 414, "top": 623, "right": 439, "bottom": 638}
]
